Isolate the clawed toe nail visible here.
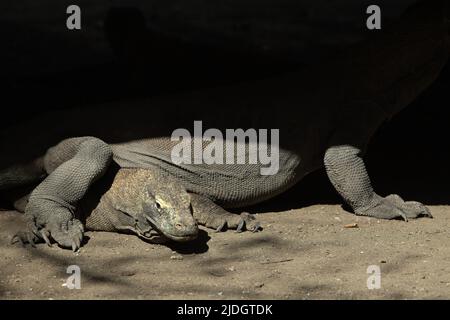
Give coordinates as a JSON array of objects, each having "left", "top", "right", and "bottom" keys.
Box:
[
  {"left": 27, "top": 235, "right": 36, "bottom": 248},
  {"left": 74, "top": 238, "right": 81, "bottom": 250},
  {"left": 215, "top": 221, "right": 226, "bottom": 232},
  {"left": 400, "top": 213, "right": 408, "bottom": 222},
  {"left": 41, "top": 231, "right": 52, "bottom": 247},
  {"left": 252, "top": 222, "right": 262, "bottom": 232},
  {"left": 10, "top": 235, "right": 21, "bottom": 246},
  {"left": 236, "top": 220, "right": 245, "bottom": 233}
]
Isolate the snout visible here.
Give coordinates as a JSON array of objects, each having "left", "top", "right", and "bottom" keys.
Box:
[
  {"left": 145, "top": 212, "right": 199, "bottom": 242},
  {"left": 166, "top": 222, "right": 199, "bottom": 242}
]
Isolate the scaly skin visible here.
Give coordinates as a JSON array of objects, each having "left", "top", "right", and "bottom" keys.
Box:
[
  {"left": 1, "top": 0, "right": 448, "bottom": 250},
  {"left": 11, "top": 167, "right": 199, "bottom": 249},
  {"left": 10, "top": 166, "right": 260, "bottom": 250}
]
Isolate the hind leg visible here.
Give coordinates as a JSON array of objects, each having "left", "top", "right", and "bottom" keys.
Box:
[{"left": 12, "top": 137, "right": 112, "bottom": 251}]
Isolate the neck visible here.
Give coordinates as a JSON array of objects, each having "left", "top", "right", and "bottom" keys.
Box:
[{"left": 84, "top": 198, "right": 133, "bottom": 232}]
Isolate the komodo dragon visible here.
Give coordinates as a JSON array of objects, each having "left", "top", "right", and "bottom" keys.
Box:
[
  {"left": 0, "top": 0, "right": 448, "bottom": 251},
  {"left": 8, "top": 167, "right": 199, "bottom": 247},
  {"left": 5, "top": 166, "right": 258, "bottom": 249}
]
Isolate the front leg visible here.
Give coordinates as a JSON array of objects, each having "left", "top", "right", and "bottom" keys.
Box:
[
  {"left": 324, "top": 144, "right": 432, "bottom": 221},
  {"left": 190, "top": 193, "right": 261, "bottom": 232},
  {"left": 13, "top": 137, "right": 113, "bottom": 251}
]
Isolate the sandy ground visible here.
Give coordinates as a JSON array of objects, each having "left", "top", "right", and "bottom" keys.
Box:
[
  {"left": 1, "top": 0, "right": 449, "bottom": 301},
  {"left": 1, "top": 204, "right": 449, "bottom": 300}
]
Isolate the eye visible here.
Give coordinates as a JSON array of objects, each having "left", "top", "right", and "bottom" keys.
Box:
[{"left": 155, "top": 201, "right": 161, "bottom": 209}]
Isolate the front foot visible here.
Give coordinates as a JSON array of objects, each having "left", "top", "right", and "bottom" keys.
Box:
[
  {"left": 45, "top": 217, "right": 84, "bottom": 251},
  {"left": 190, "top": 194, "right": 262, "bottom": 233},
  {"left": 11, "top": 215, "right": 84, "bottom": 251},
  {"left": 12, "top": 198, "right": 85, "bottom": 251},
  {"left": 355, "top": 194, "right": 433, "bottom": 221},
  {"left": 216, "top": 212, "right": 262, "bottom": 233},
  {"left": 199, "top": 211, "right": 262, "bottom": 233}
]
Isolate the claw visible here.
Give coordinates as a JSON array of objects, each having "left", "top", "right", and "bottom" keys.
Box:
[
  {"left": 10, "top": 234, "right": 23, "bottom": 246},
  {"left": 236, "top": 219, "right": 245, "bottom": 233},
  {"left": 251, "top": 222, "right": 262, "bottom": 232},
  {"left": 44, "top": 218, "right": 85, "bottom": 250},
  {"left": 400, "top": 212, "right": 408, "bottom": 222},
  {"left": 40, "top": 230, "right": 52, "bottom": 247},
  {"left": 424, "top": 207, "right": 433, "bottom": 219},
  {"left": 27, "top": 234, "right": 36, "bottom": 248},
  {"left": 215, "top": 221, "right": 227, "bottom": 232},
  {"left": 74, "top": 237, "right": 81, "bottom": 250}
]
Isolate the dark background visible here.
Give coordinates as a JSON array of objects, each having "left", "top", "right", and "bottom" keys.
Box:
[{"left": 0, "top": 0, "right": 448, "bottom": 209}]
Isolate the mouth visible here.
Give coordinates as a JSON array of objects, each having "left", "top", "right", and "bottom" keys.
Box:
[
  {"left": 144, "top": 215, "right": 198, "bottom": 242},
  {"left": 137, "top": 229, "right": 168, "bottom": 244}
]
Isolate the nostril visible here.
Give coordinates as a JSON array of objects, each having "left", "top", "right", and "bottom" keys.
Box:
[{"left": 175, "top": 223, "right": 183, "bottom": 230}]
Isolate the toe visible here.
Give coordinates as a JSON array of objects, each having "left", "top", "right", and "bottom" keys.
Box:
[
  {"left": 215, "top": 221, "right": 227, "bottom": 232},
  {"left": 40, "top": 229, "right": 52, "bottom": 247},
  {"left": 47, "top": 218, "right": 85, "bottom": 250},
  {"left": 236, "top": 219, "right": 245, "bottom": 233},
  {"left": 423, "top": 206, "right": 433, "bottom": 218},
  {"left": 403, "top": 201, "right": 433, "bottom": 219},
  {"left": 74, "top": 236, "right": 81, "bottom": 250},
  {"left": 250, "top": 221, "right": 262, "bottom": 232},
  {"left": 356, "top": 201, "right": 409, "bottom": 220},
  {"left": 11, "top": 231, "right": 41, "bottom": 247},
  {"left": 10, "top": 234, "right": 23, "bottom": 246},
  {"left": 26, "top": 233, "right": 36, "bottom": 248}
]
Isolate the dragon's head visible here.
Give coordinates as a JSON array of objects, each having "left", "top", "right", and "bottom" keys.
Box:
[{"left": 103, "top": 168, "right": 198, "bottom": 243}]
